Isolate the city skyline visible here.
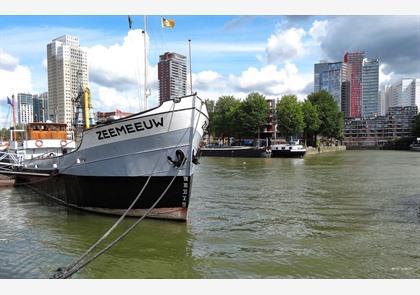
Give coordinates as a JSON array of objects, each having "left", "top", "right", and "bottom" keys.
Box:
[{"left": 0, "top": 15, "right": 419, "bottom": 124}]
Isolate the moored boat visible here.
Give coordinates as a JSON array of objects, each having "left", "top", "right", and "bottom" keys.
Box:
[
  {"left": 1, "top": 94, "right": 209, "bottom": 221},
  {"left": 271, "top": 139, "right": 306, "bottom": 158},
  {"left": 200, "top": 145, "right": 271, "bottom": 158},
  {"left": 410, "top": 137, "right": 420, "bottom": 152},
  {"left": 8, "top": 122, "right": 76, "bottom": 160}
]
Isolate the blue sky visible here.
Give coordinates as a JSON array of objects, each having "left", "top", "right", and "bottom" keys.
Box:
[{"left": 0, "top": 15, "right": 419, "bottom": 122}]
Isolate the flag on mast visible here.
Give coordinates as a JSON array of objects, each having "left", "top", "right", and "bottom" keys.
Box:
[
  {"left": 161, "top": 17, "right": 175, "bottom": 28},
  {"left": 128, "top": 16, "right": 133, "bottom": 29},
  {"left": 7, "top": 96, "right": 14, "bottom": 107}
]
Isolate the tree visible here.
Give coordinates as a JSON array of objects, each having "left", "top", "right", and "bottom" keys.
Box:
[
  {"left": 212, "top": 95, "right": 241, "bottom": 140},
  {"left": 413, "top": 113, "right": 420, "bottom": 137},
  {"left": 204, "top": 98, "right": 215, "bottom": 137},
  {"left": 307, "top": 90, "right": 343, "bottom": 141},
  {"left": 302, "top": 100, "right": 320, "bottom": 146},
  {"left": 236, "top": 92, "right": 270, "bottom": 138},
  {"left": 276, "top": 95, "right": 305, "bottom": 139}
]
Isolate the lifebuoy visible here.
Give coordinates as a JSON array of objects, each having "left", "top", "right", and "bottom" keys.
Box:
[
  {"left": 60, "top": 140, "right": 67, "bottom": 147},
  {"left": 35, "top": 139, "right": 43, "bottom": 147},
  {"left": 0, "top": 142, "right": 9, "bottom": 151}
]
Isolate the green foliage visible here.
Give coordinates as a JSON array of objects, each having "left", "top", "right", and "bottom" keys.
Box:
[
  {"left": 276, "top": 95, "right": 305, "bottom": 138},
  {"left": 307, "top": 90, "right": 343, "bottom": 139},
  {"left": 236, "top": 92, "right": 270, "bottom": 138},
  {"left": 413, "top": 113, "right": 420, "bottom": 137},
  {"left": 301, "top": 100, "right": 321, "bottom": 145},
  {"left": 204, "top": 98, "right": 215, "bottom": 136},
  {"left": 302, "top": 100, "right": 320, "bottom": 134},
  {"left": 212, "top": 95, "right": 241, "bottom": 138},
  {"left": 208, "top": 90, "right": 344, "bottom": 144}
]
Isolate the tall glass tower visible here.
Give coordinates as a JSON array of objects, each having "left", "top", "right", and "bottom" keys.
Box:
[{"left": 361, "top": 58, "right": 379, "bottom": 117}]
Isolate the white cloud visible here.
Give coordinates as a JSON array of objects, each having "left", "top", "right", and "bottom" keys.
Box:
[
  {"left": 192, "top": 63, "right": 312, "bottom": 101},
  {"left": 379, "top": 63, "right": 394, "bottom": 85},
  {"left": 0, "top": 50, "right": 19, "bottom": 71},
  {"left": 191, "top": 70, "right": 226, "bottom": 91},
  {"left": 92, "top": 83, "right": 141, "bottom": 113},
  {"left": 87, "top": 29, "right": 151, "bottom": 90},
  {"left": 0, "top": 51, "right": 32, "bottom": 99},
  {"left": 309, "top": 20, "right": 328, "bottom": 44},
  {"left": 85, "top": 29, "right": 163, "bottom": 112},
  {"left": 265, "top": 27, "right": 306, "bottom": 64},
  {"left": 0, "top": 51, "right": 32, "bottom": 125},
  {"left": 230, "top": 63, "right": 312, "bottom": 99}
]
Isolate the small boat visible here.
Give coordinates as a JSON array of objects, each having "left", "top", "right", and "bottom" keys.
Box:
[
  {"left": 271, "top": 139, "right": 306, "bottom": 158},
  {"left": 200, "top": 145, "right": 271, "bottom": 158},
  {"left": 7, "top": 122, "right": 76, "bottom": 161},
  {"left": 410, "top": 138, "right": 420, "bottom": 152}
]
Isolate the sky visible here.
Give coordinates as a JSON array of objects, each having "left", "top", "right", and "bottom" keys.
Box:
[{"left": 0, "top": 15, "right": 419, "bottom": 123}]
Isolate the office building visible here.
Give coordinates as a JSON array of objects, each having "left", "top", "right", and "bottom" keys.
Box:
[
  {"left": 314, "top": 61, "right": 350, "bottom": 112},
  {"left": 344, "top": 52, "right": 365, "bottom": 118},
  {"left": 47, "top": 35, "right": 88, "bottom": 128},
  {"left": 379, "top": 85, "right": 392, "bottom": 116},
  {"left": 33, "top": 92, "right": 49, "bottom": 122},
  {"left": 391, "top": 78, "right": 420, "bottom": 109},
  {"left": 344, "top": 106, "right": 418, "bottom": 148},
  {"left": 17, "top": 93, "right": 34, "bottom": 125},
  {"left": 361, "top": 58, "right": 379, "bottom": 117},
  {"left": 158, "top": 52, "right": 187, "bottom": 105}
]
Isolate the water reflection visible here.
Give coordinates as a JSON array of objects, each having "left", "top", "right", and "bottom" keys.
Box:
[
  {"left": 0, "top": 186, "right": 198, "bottom": 279},
  {"left": 1, "top": 151, "right": 420, "bottom": 278}
]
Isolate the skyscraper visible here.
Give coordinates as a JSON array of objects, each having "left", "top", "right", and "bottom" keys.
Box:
[
  {"left": 344, "top": 52, "right": 364, "bottom": 118},
  {"left": 379, "top": 85, "right": 392, "bottom": 116},
  {"left": 391, "top": 78, "right": 420, "bottom": 108},
  {"left": 17, "top": 93, "right": 34, "bottom": 125},
  {"left": 158, "top": 52, "right": 187, "bottom": 105},
  {"left": 314, "top": 61, "right": 351, "bottom": 115},
  {"left": 47, "top": 35, "right": 88, "bottom": 128},
  {"left": 361, "top": 58, "right": 379, "bottom": 117},
  {"left": 33, "top": 92, "right": 49, "bottom": 122}
]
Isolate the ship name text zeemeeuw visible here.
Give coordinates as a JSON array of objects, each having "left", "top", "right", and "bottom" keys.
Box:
[{"left": 96, "top": 117, "right": 164, "bottom": 140}]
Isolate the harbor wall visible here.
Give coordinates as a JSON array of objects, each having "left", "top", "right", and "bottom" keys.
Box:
[{"left": 306, "top": 145, "right": 346, "bottom": 155}]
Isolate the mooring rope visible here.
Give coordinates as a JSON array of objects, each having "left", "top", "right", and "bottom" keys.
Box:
[
  {"left": 52, "top": 173, "right": 178, "bottom": 279},
  {"left": 53, "top": 175, "right": 152, "bottom": 276},
  {"left": 51, "top": 95, "right": 206, "bottom": 279}
]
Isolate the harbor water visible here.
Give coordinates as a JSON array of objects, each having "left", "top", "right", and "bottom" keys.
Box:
[{"left": 0, "top": 150, "right": 419, "bottom": 278}]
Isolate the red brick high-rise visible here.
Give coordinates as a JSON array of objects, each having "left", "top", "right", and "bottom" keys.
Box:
[{"left": 344, "top": 52, "right": 365, "bottom": 118}]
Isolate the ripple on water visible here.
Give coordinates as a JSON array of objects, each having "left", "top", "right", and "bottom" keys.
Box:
[{"left": 1, "top": 151, "right": 420, "bottom": 278}]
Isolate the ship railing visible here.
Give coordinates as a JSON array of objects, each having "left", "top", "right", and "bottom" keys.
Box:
[{"left": 0, "top": 151, "right": 24, "bottom": 167}]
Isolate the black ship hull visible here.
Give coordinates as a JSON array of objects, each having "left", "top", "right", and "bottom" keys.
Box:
[
  {"left": 15, "top": 173, "right": 192, "bottom": 221},
  {"left": 271, "top": 150, "right": 306, "bottom": 158},
  {"left": 200, "top": 147, "right": 271, "bottom": 158}
]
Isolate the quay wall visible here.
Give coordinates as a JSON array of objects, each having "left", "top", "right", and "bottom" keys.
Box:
[{"left": 306, "top": 145, "right": 346, "bottom": 155}]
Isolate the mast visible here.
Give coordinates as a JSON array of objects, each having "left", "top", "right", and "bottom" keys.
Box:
[
  {"left": 188, "top": 39, "right": 193, "bottom": 94},
  {"left": 274, "top": 98, "right": 277, "bottom": 141},
  {"left": 12, "top": 94, "right": 16, "bottom": 141},
  {"left": 143, "top": 16, "right": 150, "bottom": 111}
]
